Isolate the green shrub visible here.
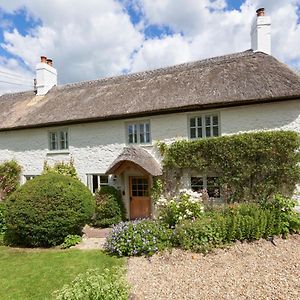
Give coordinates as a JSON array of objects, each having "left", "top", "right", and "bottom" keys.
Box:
[
  {"left": 92, "top": 186, "right": 126, "bottom": 228},
  {"left": 61, "top": 234, "right": 82, "bottom": 249},
  {"left": 4, "top": 173, "right": 95, "bottom": 247},
  {"left": 174, "top": 214, "right": 228, "bottom": 253},
  {"left": 105, "top": 220, "right": 172, "bottom": 256},
  {"left": 161, "top": 131, "right": 300, "bottom": 202},
  {"left": 174, "top": 202, "right": 297, "bottom": 253},
  {"left": 0, "top": 203, "right": 6, "bottom": 235},
  {"left": 43, "top": 160, "right": 78, "bottom": 179},
  {"left": 157, "top": 190, "right": 204, "bottom": 228},
  {"left": 53, "top": 267, "right": 129, "bottom": 300},
  {"left": 0, "top": 160, "right": 22, "bottom": 200},
  {"left": 260, "top": 194, "right": 300, "bottom": 236}
]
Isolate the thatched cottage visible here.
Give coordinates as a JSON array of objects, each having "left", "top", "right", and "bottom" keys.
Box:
[{"left": 1, "top": 8, "right": 300, "bottom": 218}]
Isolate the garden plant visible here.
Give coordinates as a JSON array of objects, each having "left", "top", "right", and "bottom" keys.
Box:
[
  {"left": 92, "top": 186, "right": 126, "bottom": 228},
  {"left": 4, "top": 173, "right": 95, "bottom": 247}
]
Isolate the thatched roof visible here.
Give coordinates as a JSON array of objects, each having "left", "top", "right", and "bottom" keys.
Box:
[
  {"left": 106, "top": 147, "right": 162, "bottom": 176},
  {"left": 1, "top": 50, "right": 300, "bottom": 131}
]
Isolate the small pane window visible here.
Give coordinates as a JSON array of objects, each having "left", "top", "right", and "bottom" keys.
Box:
[
  {"left": 207, "top": 177, "right": 220, "bottom": 198},
  {"left": 189, "top": 114, "right": 219, "bottom": 139},
  {"left": 127, "top": 121, "right": 151, "bottom": 144},
  {"left": 191, "top": 176, "right": 220, "bottom": 198},
  {"left": 131, "top": 177, "right": 149, "bottom": 197},
  {"left": 191, "top": 177, "right": 204, "bottom": 192},
  {"left": 49, "top": 130, "right": 69, "bottom": 151}
]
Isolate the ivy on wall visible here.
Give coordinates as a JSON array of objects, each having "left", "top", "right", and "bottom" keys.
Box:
[{"left": 159, "top": 131, "right": 300, "bottom": 202}]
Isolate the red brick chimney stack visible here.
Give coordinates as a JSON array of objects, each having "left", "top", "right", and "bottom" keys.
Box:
[
  {"left": 256, "top": 8, "right": 265, "bottom": 17},
  {"left": 40, "top": 56, "right": 47, "bottom": 63},
  {"left": 46, "top": 59, "right": 53, "bottom": 67}
]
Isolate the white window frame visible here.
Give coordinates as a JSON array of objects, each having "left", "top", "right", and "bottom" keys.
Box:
[
  {"left": 189, "top": 113, "right": 220, "bottom": 139},
  {"left": 87, "top": 174, "right": 109, "bottom": 193},
  {"left": 24, "top": 175, "right": 38, "bottom": 181},
  {"left": 191, "top": 176, "right": 221, "bottom": 198},
  {"left": 48, "top": 129, "right": 69, "bottom": 151},
  {"left": 126, "top": 120, "right": 151, "bottom": 144}
]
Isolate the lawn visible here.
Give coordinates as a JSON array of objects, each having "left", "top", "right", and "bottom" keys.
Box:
[{"left": 0, "top": 246, "right": 124, "bottom": 300}]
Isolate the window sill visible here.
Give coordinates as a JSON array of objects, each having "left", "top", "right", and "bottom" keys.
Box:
[
  {"left": 127, "top": 143, "right": 153, "bottom": 147},
  {"left": 46, "top": 150, "right": 70, "bottom": 155}
]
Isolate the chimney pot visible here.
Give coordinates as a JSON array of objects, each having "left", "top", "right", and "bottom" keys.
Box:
[
  {"left": 40, "top": 56, "right": 47, "bottom": 63},
  {"left": 46, "top": 59, "right": 53, "bottom": 67},
  {"left": 256, "top": 8, "right": 265, "bottom": 17}
]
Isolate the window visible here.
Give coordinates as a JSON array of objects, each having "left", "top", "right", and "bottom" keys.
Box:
[
  {"left": 190, "top": 114, "right": 219, "bottom": 139},
  {"left": 24, "top": 175, "right": 37, "bottom": 181},
  {"left": 131, "top": 177, "right": 149, "bottom": 197},
  {"left": 127, "top": 121, "right": 151, "bottom": 144},
  {"left": 49, "top": 129, "right": 68, "bottom": 151},
  {"left": 191, "top": 176, "right": 220, "bottom": 198},
  {"left": 87, "top": 174, "right": 109, "bottom": 193}
]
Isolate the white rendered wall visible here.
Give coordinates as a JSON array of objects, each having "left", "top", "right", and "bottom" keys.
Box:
[
  {"left": 1, "top": 99, "right": 300, "bottom": 180},
  {"left": 0, "top": 99, "right": 299, "bottom": 209}
]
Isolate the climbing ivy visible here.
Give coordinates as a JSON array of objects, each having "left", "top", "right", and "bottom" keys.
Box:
[{"left": 160, "top": 131, "right": 300, "bottom": 202}]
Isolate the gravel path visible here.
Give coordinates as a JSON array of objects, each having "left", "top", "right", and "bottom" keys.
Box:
[{"left": 127, "top": 235, "right": 300, "bottom": 300}]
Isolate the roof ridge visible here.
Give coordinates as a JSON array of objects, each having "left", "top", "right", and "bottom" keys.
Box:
[{"left": 55, "top": 50, "right": 256, "bottom": 90}]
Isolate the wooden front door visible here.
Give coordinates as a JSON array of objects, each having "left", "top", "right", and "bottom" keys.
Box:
[{"left": 129, "top": 176, "right": 151, "bottom": 219}]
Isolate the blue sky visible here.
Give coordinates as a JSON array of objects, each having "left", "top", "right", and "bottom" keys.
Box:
[{"left": 0, "top": 0, "right": 299, "bottom": 94}]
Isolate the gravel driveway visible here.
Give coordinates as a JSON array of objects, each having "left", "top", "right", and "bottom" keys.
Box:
[{"left": 127, "top": 235, "right": 300, "bottom": 300}]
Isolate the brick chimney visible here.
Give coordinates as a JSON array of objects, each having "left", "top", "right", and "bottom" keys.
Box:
[
  {"left": 35, "top": 56, "right": 57, "bottom": 96},
  {"left": 251, "top": 8, "right": 271, "bottom": 55}
]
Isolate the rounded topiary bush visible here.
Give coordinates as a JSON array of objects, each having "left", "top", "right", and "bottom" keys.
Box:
[
  {"left": 4, "top": 173, "right": 95, "bottom": 247},
  {"left": 92, "top": 186, "right": 126, "bottom": 228}
]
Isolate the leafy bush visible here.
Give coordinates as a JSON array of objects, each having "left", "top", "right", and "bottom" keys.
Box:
[
  {"left": 105, "top": 219, "right": 172, "bottom": 256},
  {"left": 174, "top": 202, "right": 299, "bottom": 253},
  {"left": 61, "top": 235, "right": 82, "bottom": 249},
  {"left": 161, "top": 131, "right": 300, "bottom": 202},
  {"left": 43, "top": 160, "right": 78, "bottom": 179},
  {"left": 157, "top": 189, "right": 204, "bottom": 228},
  {"left": 53, "top": 267, "right": 129, "bottom": 300},
  {"left": 0, "top": 160, "right": 22, "bottom": 200},
  {"left": 174, "top": 214, "right": 228, "bottom": 253},
  {"left": 0, "top": 203, "right": 6, "bottom": 235},
  {"left": 4, "top": 173, "right": 95, "bottom": 247},
  {"left": 92, "top": 186, "right": 126, "bottom": 228},
  {"left": 260, "top": 194, "right": 300, "bottom": 236}
]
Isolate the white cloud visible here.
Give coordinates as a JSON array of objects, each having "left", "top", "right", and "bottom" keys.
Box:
[
  {"left": 131, "top": 34, "right": 192, "bottom": 72},
  {"left": 128, "top": 0, "right": 300, "bottom": 72},
  {"left": 0, "top": 0, "right": 300, "bottom": 95},
  {"left": 0, "top": 0, "right": 142, "bottom": 88},
  {"left": 0, "top": 56, "right": 34, "bottom": 95}
]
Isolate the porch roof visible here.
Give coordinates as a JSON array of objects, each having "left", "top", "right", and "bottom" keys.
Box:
[{"left": 106, "top": 146, "right": 162, "bottom": 176}]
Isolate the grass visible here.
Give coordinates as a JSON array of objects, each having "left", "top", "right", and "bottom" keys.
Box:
[{"left": 0, "top": 246, "right": 124, "bottom": 300}]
